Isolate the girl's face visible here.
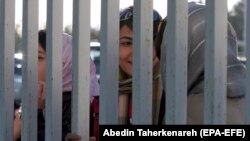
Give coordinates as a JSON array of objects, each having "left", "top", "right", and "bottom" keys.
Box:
[
  {"left": 119, "top": 25, "right": 159, "bottom": 76},
  {"left": 119, "top": 25, "right": 133, "bottom": 76},
  {"left": 38, "top": 45, "right": 46, "bottom": 82}
]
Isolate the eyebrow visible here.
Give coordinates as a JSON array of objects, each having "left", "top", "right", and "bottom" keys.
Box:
[{"left": 120, "top": 36, "right": 133, "bottom": 41}]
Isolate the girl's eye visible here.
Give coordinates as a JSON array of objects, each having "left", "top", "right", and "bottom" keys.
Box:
[
  {"left": 38, "top": 56, "right": 44, "bottom": 60},
  {"left": 120, "top": 41, "right": 132, "bottom": 47}
]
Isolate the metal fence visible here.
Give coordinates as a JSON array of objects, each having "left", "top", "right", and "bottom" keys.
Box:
[{"left": 0, "top": 0, "right": 249, "bottom": 141}]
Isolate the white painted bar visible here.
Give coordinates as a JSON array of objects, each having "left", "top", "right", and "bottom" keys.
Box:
[
  {"left": 100, "top": 0, "right": 119, "bottom": 124},
  {"left": 245, "top": 0, "right": 250, "bottom": 124},
  {"left": 132, "top": 0, "right": 153, "bottom": 124},
  {"left": 45, "top": 0, "right": 63, "bottom": 140},
  {"left": 164, "top": 0, "right": 188, "bottom": 124},
  {"left": 21, "top": 0, "right": 38, "bottom": 140},
  {"left": 204, "top": 0, "right": 227, "bottom": 124},
  {"left": 72, "top": 0, "right": 90, "bottom": 139},
  {"left": 0, "top": 0, "right": 15, "bottom": 140}
]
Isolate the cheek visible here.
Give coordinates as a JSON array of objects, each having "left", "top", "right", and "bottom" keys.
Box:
[
  {"left": 119, "top": 47, "right": 131, "bottom": 61},
  {"left": 119, "top": 47, "right": 125, "bottom": 60},
  {"left": 119, "top": 47, "right": 133, "bottom": 75},
  {"left": 38, "top": 61, "right": 46, "bottom": 81}
]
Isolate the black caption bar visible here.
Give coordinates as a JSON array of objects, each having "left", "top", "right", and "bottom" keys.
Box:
[{"left": 99, "top": 125, "right": 250, "bottom": 140}]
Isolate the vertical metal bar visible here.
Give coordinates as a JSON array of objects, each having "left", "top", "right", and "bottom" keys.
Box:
[
  {"left": 100, "top": 0, "right": 119, "bottom": 124},
  {"left": 46, "top": 0, "right": 63, "bottom": 140},
  {"left": 245, "top": 0, "right": 250, "bottom": 124},
  {"left": 0, "top": 0, "right": 15, "bottom": 140},
  {"left": 204, "top": 0, "right": 227, "bottom": 124},
  {"left": 72, "top": 0, "right": 90, "bottom": 140},
  {"left": 21, "top": 0, "right": 38, "bottom": 140},
  {"left": 132, "top": 0, "right": 153, "bottom": 124},
  {"left": 164, "top": 0, "right": 188, "bottom": 124},
  {"left": 243, "top": 0, "right": 247, "bottom": 50}
]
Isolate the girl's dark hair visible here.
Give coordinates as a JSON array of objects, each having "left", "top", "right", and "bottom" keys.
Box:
[
  {"left": 39, "top": 30, "right": 46, "bottom": 51},
  {"left": 120, "top": 19, "right": 133, "bottom": 30}
]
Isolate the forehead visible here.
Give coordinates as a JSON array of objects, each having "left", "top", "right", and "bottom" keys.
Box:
[{"left": 120, "top": 25, "right": 133, "bottom": 35}]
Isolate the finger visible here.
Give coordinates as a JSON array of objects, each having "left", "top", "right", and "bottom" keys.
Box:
[
  {"left": 38, "top": 81, "right": 45, "bottom": 96},
  {"left": 38, "top": 81, "right": 46, "bottom": 109}
]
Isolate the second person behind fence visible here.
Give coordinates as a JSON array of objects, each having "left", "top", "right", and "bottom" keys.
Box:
[{"left": 14, "top": 30, "right": 100, "bottom": 141}]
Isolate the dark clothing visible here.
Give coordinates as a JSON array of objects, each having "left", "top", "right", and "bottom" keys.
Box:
[
  {"left": 37, "top": 91, "right": 72, "bottom": 141},
  {"left": 37, "top": 109, "right": 45, "bottom": 141},
  {"left": 61, "top": 91, "right": 72, "bottom": 140},
  {"left": 16, "top": 92, "right": 99, "bottom": 141},
  {"left": 14, "top": 91, "right": 72, "bottom": 141}
]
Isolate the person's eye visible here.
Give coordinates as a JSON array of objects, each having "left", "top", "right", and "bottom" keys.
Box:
[
  {"left": 38, "top": 56, "right": 44, "bottom": 60},
  {"left": 120, "top": 41, "right": 132, "bottom": 47}
]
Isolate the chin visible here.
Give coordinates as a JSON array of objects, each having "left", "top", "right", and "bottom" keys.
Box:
[{"left": 122, "top": 69, "right": 132, "bottom": 76}]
